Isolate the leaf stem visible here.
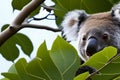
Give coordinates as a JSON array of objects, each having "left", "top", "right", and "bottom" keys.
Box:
[
  {"left": 21, "top": 23, "right": 62, "bottom": 32},
  {"left": 87, "top": 53, "right": 120, "bottom": 79}
]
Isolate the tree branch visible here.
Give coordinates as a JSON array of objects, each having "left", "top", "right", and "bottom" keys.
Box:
[
  {"left": 0, "top": 0, "right": 45, "bottom": 46},
  {"left": 21, "top": 23, "right": 62, "bottom": 32}
]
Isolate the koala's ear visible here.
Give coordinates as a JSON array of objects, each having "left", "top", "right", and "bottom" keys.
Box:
[
  {"left": 111, "top": 3, "right": 120, "bottom": 21},
  {"left": 61, "top": 10, "right": 88, "bottom": 42}
]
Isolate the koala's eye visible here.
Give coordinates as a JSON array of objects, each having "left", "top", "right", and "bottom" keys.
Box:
[
  {"left": 102, "top": 33, "right": 109, "bottom": 40},
  {"left": 82, "top": 36, "right": 86, "bottom": 41}
]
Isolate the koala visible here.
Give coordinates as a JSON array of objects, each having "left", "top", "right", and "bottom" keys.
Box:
[
  {"left": 62, "top": 3, "right": 120, "bottom": 62},
  {"left": 61, "top": 3, "right": 120, "bottom": 75}
]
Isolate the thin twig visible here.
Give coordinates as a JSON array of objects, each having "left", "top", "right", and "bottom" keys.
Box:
[
  {"left": 87, "top": 53, "right": 120, "bottom": 79},
  {"left": 22, "top": 23, "right": 62, "bottom": 32}
]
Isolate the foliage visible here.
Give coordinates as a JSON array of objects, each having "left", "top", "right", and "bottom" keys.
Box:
[
  {"left": 12, "top": 0, "right": 40, "bottom": 17},
  {"left": 0, "top": 0, "right": 119, "bottom": 61},
  {"left": 1, "top": 0, "right": 120, "bottom": 80},
  {"left": 52, "top": 0, "right": 114, "bottom": 26},
  {"left": 0, "top": 25, "right": 33, "bottom": 61},
  {"left": 1, "top": 36, "right": 120, "bottom": 80},
  {"left": 1, "top": 36, "right": 80, "bottom": 80}
]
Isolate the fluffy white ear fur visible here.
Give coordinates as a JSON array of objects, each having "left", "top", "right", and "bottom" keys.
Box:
[
  {"left": 61, "top": 10, "right": 88, "bottom": 41},
  {"left": 112, "top": 3, "right": 120, "bottom": 21}
]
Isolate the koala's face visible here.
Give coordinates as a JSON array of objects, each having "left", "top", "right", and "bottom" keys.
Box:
[
  {"left": 78, "top": 12, "right": 120, "bottom": 61},
  {"left": 62, "top": 3, "right": 120, "bottom": 62}
]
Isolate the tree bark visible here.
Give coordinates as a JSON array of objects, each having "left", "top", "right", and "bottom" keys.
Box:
[{"left": 0, "top": 0, "right": 45, "bottom": 46}]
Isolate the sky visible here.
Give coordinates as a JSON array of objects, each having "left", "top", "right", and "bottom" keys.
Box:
[{"left": 0, "top": 0, "right": 62, "bottom": 78}]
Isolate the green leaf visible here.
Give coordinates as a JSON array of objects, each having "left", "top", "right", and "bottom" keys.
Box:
[
  {"left": 53, "top": 0, "right": 113, "bottom": 26},
  {"left": 29, "top": 6, "right": 41, "bottom": 18},
  {"left": 81, "top": 0, "right": 112, "bottom": 13},
  {"left": 74, "top": 72, "right": 89, "bottom": 80},
  {"left": 0, "top": 78, "right": 10, "bottom": 80},
  {"left": 12, "top": 0, "right": 40, "bottom": 17},
  {"left": 114, "top": 76, "right": 120, "bottom": 80},
  {"left": 50, "top": 36, "right": 80, "bottom": 80},
  {"left": 109, "top": 0, "right": 120, "bottom": 4},
  {"left": 12, "top": 0, "right": 31, "bottom": 10},
  {"left": 82, "top": 46, "right": 119, "bottom": 80},
  {"left": 100, "top": 63, "right": 120, "bottom": 74},
  {"left": 2, "top": 73, "right": 20, "bottom": 80},
  {"left": 26, "top": 58, "right": 49, "bottom": 80},
  {"left": 15, "top": 33, "right": 33, "bottom": 56},
  {"left": 15, "top": 58, "right": 29, "bottom": 80},
  {"left": 112, "top": 55, "right": 120, "bottom": 62},
  {"left": 91, "top": 54, "right": 120, "bottom": 80},
  {"left": 8, "top": 64, "right": 17, "bottom": 74},
  {"left": 53, "top": 0, "right": 81, "bottom": 26},
  {"left": 27, "top": 73, "right": 45, "bottom": 80},
  {"left": 2, "top": 58, "right": 46, "bottom": 80},
  {"left": 92, "top": 73, "right": 120, "bottom": 80},
  {"left": 1, "top": 24, "right": 9, "bottom": 32},
  {"left": 1, "top": 64, "right": 20, "bottom": 80},
  {"left": 0, "top": 32, "right": 33, "bottom": 61},
  {"left": 36, "top": 41, "right": 62, "bottom": 80},
  {"left": 83, "top": 46, "right": 117, "bottom": 69},
  {"left": 52, "top": 0, "right": 81, "bottom": 11},
  {"left": 15, "top": 58, "right": 41, "bottom": 80}
]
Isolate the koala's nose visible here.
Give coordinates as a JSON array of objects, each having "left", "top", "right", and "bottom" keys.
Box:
[{"left": 86, "top": 37, "right": 98, "bottom": 56}]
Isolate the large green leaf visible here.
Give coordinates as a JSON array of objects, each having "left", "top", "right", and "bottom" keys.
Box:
[
  {"left": 26, "top": 58, "right": 50, "bottom": 80},
  {"left": 91, "top": 54, "right": 120, "bottom": 80},
  {"left": 100, "top": 63, "right": 120, "bottom": 74},
  {"left": 81, "top": 0, "right": 112, "bottom": 13},
  {"left": 91, "top": 62, "right": 120, "bottom": 80},
  {"left": 52, "top": 0, "right": 81, "bottom": 26},
  {"left": 54, "top": 4, "right": 67, "bottom": 25},
  {"left": 36, "top": 41, "right": 62, "bottom": 80},
  {"left": 2, "top": 58, "right": 45, "bottom": 80},
  {"left": 82, "top": 46, "right": 119, "bottom": 80},
  {"left": 50, "top": 36, "right": 80, "bottom": 80},
  {"left": 109, "top": 0, "right": 120, "bottom": 4},
  {"left": 52, "top": 0, "right": 81, "bottom": 11},
  {"left": 15, "top": 58, "right": 29, "bottom": 80},
  {"left": 1, "top": 59, "right": 27, "bottom": 80},
  {"left": 83, "top": 46, "right": 117, "bottom": 69},
  {"left": 52, "top": 0, "right": 118, "bottom": 26}
]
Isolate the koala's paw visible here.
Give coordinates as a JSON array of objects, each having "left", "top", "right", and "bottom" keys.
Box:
[{"left": 75, "top": 65, "right": 97, "bottom": 76}]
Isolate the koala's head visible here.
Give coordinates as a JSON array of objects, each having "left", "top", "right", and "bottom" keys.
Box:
[{"left": 61, "top": 3, "right": 120, "bottom": 62}]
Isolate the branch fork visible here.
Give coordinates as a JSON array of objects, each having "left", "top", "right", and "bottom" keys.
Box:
[{"left": 0, "top": 0, "right": 61, "bottom": 46}]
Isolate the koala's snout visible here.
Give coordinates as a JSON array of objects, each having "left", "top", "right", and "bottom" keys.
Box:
[{"left": 85, "top": 37, "right": 98, "bottom": 56}]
